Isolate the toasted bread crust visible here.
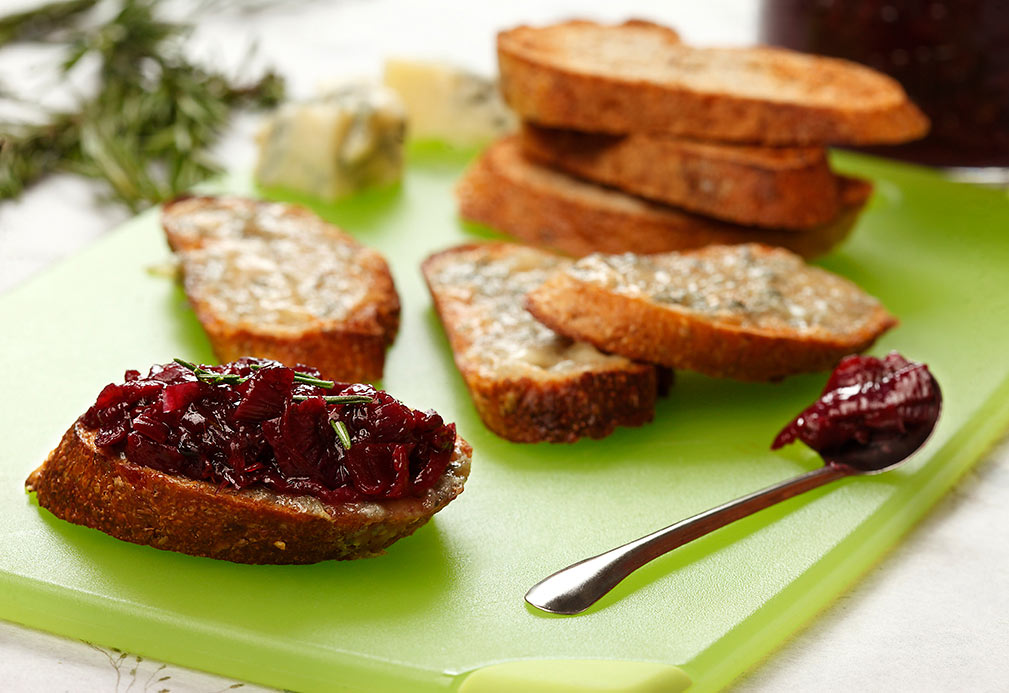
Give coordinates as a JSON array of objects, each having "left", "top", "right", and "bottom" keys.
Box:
[
  {"left": 453, "top": 362, "right": 657, "bottom": 444},
  {"left": 524, "top": 245, "right": 897, "bottom": 382},
  {"left": 26, "top": 423, "right": 471, "bottom": 564},
  {"left": 498, "top": 20, "right": 928, "bottom": 145},
  {"left": 520, "top": 124, "right": 842, "bottom": 230},
  {"left": 422, "top": 243, "right": 658, "bottom": 443},
  {"left": 457, "top": 138, "right": 871, "bottom": 259},
  {"left": 185, "top": 263, "right": 399, "bottom": 384},
  {"left": 162, "top": 196, "right": 400, "bottom": 383}
]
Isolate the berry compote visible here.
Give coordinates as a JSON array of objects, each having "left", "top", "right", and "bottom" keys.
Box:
[
  {"left": 81, "top": 358, "right": 458, "bottom": 503},
  {"left": 772, "top": 352, "right": 942, "bottom": 471}
]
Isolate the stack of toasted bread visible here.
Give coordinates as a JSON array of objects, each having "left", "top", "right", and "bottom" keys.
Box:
[
  {"left": 429, "top": 19, "right": 920, "bottom": 444},
  {"left": 458, "top": 20, "right": 928, "bottom": 258}
]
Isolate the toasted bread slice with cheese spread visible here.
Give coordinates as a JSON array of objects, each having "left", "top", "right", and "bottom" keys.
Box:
[
  {"left": 422, "top": 242, "right": 659, "bottom": 442},
  {"left": 27, "top": 421, "right": 470, "bottom": 564},
  {"left": 524, "top": 244, "right": 897, "bottom": 382},
  {"left": 162, "top": 196, "right": 399, "bottom": 383},
  {"left": 457, "top": 138, "right": 871, "bottom": 259},
  {"left": 498, "top": 20, "right": 928, "bottom": 145},
  {"left": 520, "top": 123, "right": 842, "bottom": 230}
]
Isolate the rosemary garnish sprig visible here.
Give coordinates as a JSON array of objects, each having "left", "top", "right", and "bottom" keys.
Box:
[
  {"left": 292, "top": 374, "right": 337, "bottom": 388},
  {"left": 292, "top": 394, "right": 374, "bottom": 404},
  {"left": 172, "top": 358, "right": 374, "bottom": 405},
  {"left": 330, "top": 420, "right": 353, "bottom": 449},
  {"left": 247, "top": 363, "right": 336, "bottom": 389},
  {"left": 173, "top": 357, "right": 245, "bottom": 385}
]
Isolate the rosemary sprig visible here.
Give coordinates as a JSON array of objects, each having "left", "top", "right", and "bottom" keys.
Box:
[
  {"left": 246, "top": 362, "right": 338, "bottom": 389},
  {"left": 0, "top": 0, "right": 284, "bottom": 210},
  {"left": 172, "top": 358, "right": 374, "bottom": 405},
  {"left": 173, "top": 357, "right": 245, "bottom": 385},
  {"left": 292, "top": 394, "right": 374, "bottom": 404},
  {"left": 330, "top": 420, "right": 353, "bottom": 449},
  {"left": 292, "top": 373, "right": 337, "bottom": 388}
]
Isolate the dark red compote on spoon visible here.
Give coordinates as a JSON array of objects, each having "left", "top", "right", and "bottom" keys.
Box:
[
  {"left": 772, "top": 352, "right": 942, "bottom": 472},
  {"left": 80, "top": 357, "right": 458, "bottom": 503}
]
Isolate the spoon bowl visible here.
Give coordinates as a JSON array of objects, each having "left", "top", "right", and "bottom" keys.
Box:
[{"left": 833, "top": 413, "right": 941, "bottom": 475}]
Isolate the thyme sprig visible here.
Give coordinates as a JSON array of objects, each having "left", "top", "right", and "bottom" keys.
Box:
[{"left": 0, "top": 0, "right": 284, "bottom": 211}]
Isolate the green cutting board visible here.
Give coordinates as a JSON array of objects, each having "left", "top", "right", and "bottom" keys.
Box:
[{"left": 2, "top": 145, "right": 1008, "bottom": 693}]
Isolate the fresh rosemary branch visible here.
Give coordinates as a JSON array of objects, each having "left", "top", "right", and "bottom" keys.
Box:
[{"left": 0, "top": 0, "right": 284, "bottom": 211}]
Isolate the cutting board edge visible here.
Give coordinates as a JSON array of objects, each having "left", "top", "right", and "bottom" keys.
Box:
[
  {"left": 0, "top": 566, "right": 456, "bottom": 693},
  {"left": 681, "top": 378, "right": 1009, "bottom": 692}
]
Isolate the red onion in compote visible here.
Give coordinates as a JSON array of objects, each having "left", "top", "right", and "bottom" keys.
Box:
[{"left": 81, "top": 358, "right": 457, "bottom": 503}]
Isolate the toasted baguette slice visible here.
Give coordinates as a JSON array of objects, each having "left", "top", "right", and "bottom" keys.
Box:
[
  {"left": 162, "top": 196, "right": 399, "bottom": 383},
  {"left": 457, "top": 138, "right": 871, "bottom": 259},
  {"left": 498, "top": 20, "right": 928, "bottom": 145},
  {"left": 524, "top": 244, "right": 897, "bottom": 381},
  {"left": 520, "top": 123, "right": 841, "bottom": 230},
  {"left": 26, "top": 422, "right": 470, "bottom": 564},
  {"left": 422, "top": 242, "right": 659, "bottom": 442}
]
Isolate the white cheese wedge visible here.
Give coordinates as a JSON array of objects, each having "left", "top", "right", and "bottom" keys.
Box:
[
  {"left": 383, "top": 58, "right": 516, "bottom": 147},
  {"left": 254, "top": 83, "right": 405, "bottom": 202}
]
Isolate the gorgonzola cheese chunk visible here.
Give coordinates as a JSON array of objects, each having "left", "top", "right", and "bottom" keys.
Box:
[
  {"left": 254, "top": 83, "right": 405, "bottom": 201},
  {"left": 383, "top": 58, "right": 515, "bottom": 147}
]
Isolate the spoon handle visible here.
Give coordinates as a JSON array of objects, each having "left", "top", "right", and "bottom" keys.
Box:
[{"left": 525, "top": 463, "right": 852, "bottom": 615}]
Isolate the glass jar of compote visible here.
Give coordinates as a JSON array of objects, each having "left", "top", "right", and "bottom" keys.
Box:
[{"left": 760, "top": 0, "right": 1009, "bottom": 182}]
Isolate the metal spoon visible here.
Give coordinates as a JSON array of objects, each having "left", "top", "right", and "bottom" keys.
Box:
[{"left": 525, "top": 366, "right": 942, "bottom": 616}]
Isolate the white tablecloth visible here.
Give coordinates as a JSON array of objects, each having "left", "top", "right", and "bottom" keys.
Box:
[{"left": 2, "top": 1, "right": 1007, "bottom": 690}]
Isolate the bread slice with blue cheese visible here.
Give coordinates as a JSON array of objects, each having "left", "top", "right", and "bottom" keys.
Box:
[
  {"left": 162, "top": 195, "right": 400, "bottom": 383},
  {"left": 422, "top": 242, "right": 660, "bottom": 443},
  {"left": 524, "top": 244, "right": 897, "bottom": 382}
]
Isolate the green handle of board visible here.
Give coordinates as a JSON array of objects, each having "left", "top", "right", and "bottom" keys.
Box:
[{"left": 457, "top": 660, "right": 691, "bottom": 693}]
